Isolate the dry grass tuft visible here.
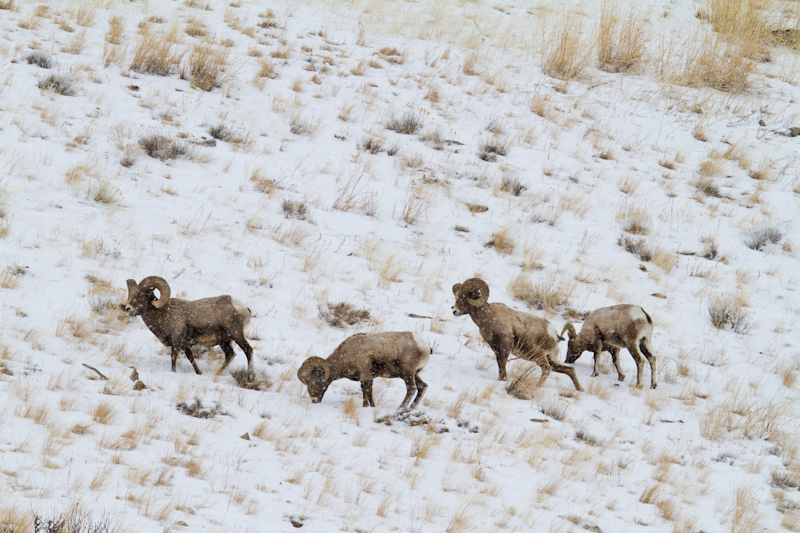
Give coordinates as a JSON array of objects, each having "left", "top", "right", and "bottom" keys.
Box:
[
  {"left": 542, "top": 15, "right": 592, "bottom": 81},
  {"left": 319, "top": 302, "right": 370, "bottom": 328},
  {"left": 230, "top": 368, "right": 273, "bottom": 391},
  {"left": 131, "top": 25, "right": 183, "bottom": 76},
  {"left": 386, "top": 111, "right": 423, "bottom": 135},
  {"left": 184, "top": 42, "right": 231, "bottom": 91},
  {"left": 139, "top": 134, "right": 188, "bottom": 161},
  {"left": 508, "top": 273, "right": 573, "bottom": 312},
  {"left": 598, "top": 0, "right": 648, "bottom": 73},
  {"left": 485, "top": 226, "right": 515, "bottom": 255},
  {"left": 708, "top": 294, "right": 750, "bottom": 334}
]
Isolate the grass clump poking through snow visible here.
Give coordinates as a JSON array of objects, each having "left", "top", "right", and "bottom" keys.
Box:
[
  {"left": 230, "top": 368, "right": 273, "bottom": 391},
  {"left": 498, "top": 176, "right": 528, "bottom": 196},
  {"left": 618, "top": 235, "right": 653, "bottom": 261},
  {"left": 708, "top": 295, "right": 750, "bottom": 334},
  {"left": 184, "top": 42, "right": 230, "bottom": 91},
  {"left": 597, "top": 0, "right": 648, "bottom": 73},
  {"left": 176, "top": 398, "right": 228, "bottom": 418},
  {"left": 131, "top": 26, "right": 182, "bottom": 76},
  {"left": 745, "top": 226, "right": 782, "bottom": 251},
  {"left": 319, "top": 302, "right": 370, "bottom": 328},
  {"left": 542, "top": 15, "right": 592, "bottom": 82},
  {"left": 477, "top": 137, "right": 509, "bottom": 162},
  {"left": 508, "top": 273, "right": 572, "bottom": 312},
  {"left": 33, "top": 509, "right": 114, "bottom": 533},
  {"left": 26, "top": 51, "right": 52, "bottom": 69},
  {"left": 386, "top": 112, "right": 423, "bottom": 135},
  {"left": 38, "top": 74, "right": 75, "bottom": 96},
  {"left": 281, "top": 199, "right": 308, "bottom": 220},
  {"left": 139, "top": 134, "right": 188, "bottom": 161}
]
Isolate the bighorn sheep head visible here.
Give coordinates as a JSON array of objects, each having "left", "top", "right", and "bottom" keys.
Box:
[
  {"left": 451, "top": 277, "right": 490, "bottom": 316},
  {"left": 297, "top": 356, "right": 332, "bottom": 403},
  {"left": 121, "top": 276, "right": 171, "bottom": 316},
  {"left": 561, "top": 323, "right": 580, "bottom": 364}
]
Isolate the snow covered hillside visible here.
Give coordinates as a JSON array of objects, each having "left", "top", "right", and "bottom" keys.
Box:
[{"left": 0, "top": 0, "right": 799, "bottom": 531}]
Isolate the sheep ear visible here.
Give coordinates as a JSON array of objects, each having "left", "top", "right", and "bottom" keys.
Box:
[{"left": 452, "top": 283, "right": 462, "bottom": 295}]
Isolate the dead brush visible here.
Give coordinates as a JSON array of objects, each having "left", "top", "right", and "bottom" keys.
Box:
[
  {"left": 139, "top": 134, "right": 188, "bottom": 161},
  {"left": 131, "top": 25, "right": 183, "bottom": 76},
  {"left": 597, "top": 0, "right": 648, "bottom": 73},
  {"left": 319, "top": 302, "right": 370, "bottom": 328},
  {"left": 506, "top": 366, "right": 540, "bottom": 400},
  {"left": 508, "top": 273, "right": 573, "bottom": 312},
  {"left": 542, "top": 14, "right": 592, "bottom": 81},
  {"left": 386, "top": 111, "right": 423, "bottom": 135},
  {"left": 38, "top": 74, "right": 76, "bottom": 96},
  {"left": 184, "top": 42, "right": 231, "bottom": 91},
  {"left": 230, "top": 368, "right": 273, "bottom": 391},
  {"left": 498, "top": 176, "right": 527, "bottom": 196},
  {"left": 477, "top": 137, "right": 509, "bottom": 162},
  {"left": 618, "top": 234, "right": 653, "bottom": 262},
  {"left": 708, "top": 295, "right": 750, "bottom": 334},
  {"left": 176, "top": 398, "right": 227, "bottom": 418}
]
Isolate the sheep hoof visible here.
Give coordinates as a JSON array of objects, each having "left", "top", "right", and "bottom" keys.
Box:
[
  {"left": 590, "top": 371, "right": 598, "bottom": 377},
  {"left": 618, "top": 375, "right": 625, "bottom": 382},
  {"left": 651, "top": 383, "right": 658, "bottom": 389}
]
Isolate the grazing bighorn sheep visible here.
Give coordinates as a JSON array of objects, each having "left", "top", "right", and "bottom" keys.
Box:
[
  {"left": 297, "top": 331, "right": 430, "bottom": 409},
  {"left": 562, "top": 304, "right": 657, "bottom": 389},
  {"left": 452, "top": 278, "right": 582, "bottom": 391},
  {"left": 121, "top": 276, "right": 253, "bottom": 375}
]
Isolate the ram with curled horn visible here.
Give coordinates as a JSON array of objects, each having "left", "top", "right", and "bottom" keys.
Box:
[
  {"left": 562, "top": 304, "right": 657, "bottom": 389},
  {"left": 121, "top": 276, "right": 254, "bottom": 375},
  {"left": 451, "top": 278, "right": 582, "bottom": 391},
  {"left": 298, "top": 331, "right": 431, "bottom": 409}
]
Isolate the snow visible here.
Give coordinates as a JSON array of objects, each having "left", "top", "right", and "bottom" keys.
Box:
[{"left": 0, "top": 0, "right": 799, "bottom": 531}]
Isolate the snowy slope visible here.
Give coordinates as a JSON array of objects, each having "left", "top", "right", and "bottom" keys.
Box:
[{"left": 0, "top": 0, "right": 799, "bottom": 531}]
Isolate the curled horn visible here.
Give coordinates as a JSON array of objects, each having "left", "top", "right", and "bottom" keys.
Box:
[
  {"left": 463, "top": 278, "right": 489, "bottom": 307},
  {"left": 124, "top": 279, "right": 137, "bottom": 305},
  {"left": 297, "top": 356, "right": 330, "bottom": 385},
  {"left": 138, "top": 276, "right": 171, "bottom": 309},
  {"left": 561, "top": 323, "right": 577, "bottom": 339}
]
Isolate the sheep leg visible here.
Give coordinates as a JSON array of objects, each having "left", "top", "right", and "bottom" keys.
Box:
[
  {"left": 361, "top": 378, "right": 375, "bottom": 407},
  {"left": 535, "top": 358, "right": 552, "bottom": 389},
  {"left": 640, "top": 338, "right": 658, "bottom": 389},
  {"left": 410, "top": 372, "right": 427, "bottom": 409},
  {"left": 216, "top": 341, "right": 237, "bottom": 376},
  {"left": 489, "top": 336, "right": 512, "bottom": 381},
  {"left": 627, "top": 345, "right": 645, "bottom": 388},
  {"left": 400, "top": 376, "right": 418, "bottom": 410},
  {"left": 182, "top": 347, "right": 203, "bottom": 375},
  {"left": 232, "top": 331, "right": 254, "bottom": 372},
  {"left": 590, "top": 338, "right": 604, "bottom": 377},
  {"left": 608, "top": 346, "right": 625, "bottom": 382},
  {"left": 548, "top": 356, "right": 583, "bottom": 391},
  {"left": 170, "top": 346, "right": 180, "bottom": 372}
]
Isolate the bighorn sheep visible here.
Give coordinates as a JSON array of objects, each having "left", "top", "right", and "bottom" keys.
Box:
[
  {"left": 121, "top": 276, "right": 254, "bottom": 375},
  {"left": 452, "top": 278, "right": 582, "bottom": 391},
  {"left": 562, "top": 304, "right": 657, "bottom": 389},
  {"left": 297, "top": 331, "right": 430, "bottom": 409}
]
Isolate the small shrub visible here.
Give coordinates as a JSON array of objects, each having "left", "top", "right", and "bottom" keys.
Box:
[
  {"left": 708, "top": 295, "right": 750, "bottom": 334},
  {"left": 701, "top": 240, "right": 719, "bottom": 260},
  {"left": 139, "top": 134, "right": 187, "bottom": 161},
  {"left": 289, "top": 115, "right": 314, "bottom": 136},
  {"left": 319, "top": 302, "right": 370, "bottom": 328},
  {"left": 208, "top": 123, "right": 233, "bottom": 142},
  {"left": 575, "top": 429, "right": 602, "bottom": 446},
  {"left": 771, "top": 469, "right": 799, "bottom": 490},
  {"left": 38, "top": 74, "right": 75, "bottom": 96},
  {"left": 33, "top": 509, "right": 113, "bottom": 533},
  {"left": 360, "top": 136, "right": 384, "bottom": 154},
  {"left": 25, "top": 51, "right": 52, "bottom": 68},
  {"left": 619, "top": 211, "right": 651, "bottom": 235},
  {"left": 695, "top": 177, "right": 721, "bottom": 197},
  {"left": 281, "top": 199, "right": 308, "bottom": 220},
  {"left": 508, "top": 273, "right": 571, "bottom": 312},
  {"left": 618, "top": 235, "right": 652, "bottom": 261},
  {"left": 230, "top": 368, "right": 272, "bottom": 391},
  {"left": 176, "top": 398, "right": 227, "bottom": 418},
  {"left": 745, "top": 226, "right": 782, "bottom": 251},
  {"left": 478, "top": 137, "right": 508, "bottom": 162},
  {"left": 499, "top": 176, "right": 527, "bottom": 196},
  {"left": 386, "top": 112, "right": 423, "bottom": 135},
  {"left": 540, "top": 400, "right": 566, "bottom": 421},
  {"left": 184, "top": 42, "right": 230, "bottom": 91}
]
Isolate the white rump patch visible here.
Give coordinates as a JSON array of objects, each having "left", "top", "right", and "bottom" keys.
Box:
[
  {"left": 628, "top": 306, "right": 647, "bottom": 322},
  {"left": 233, "top": 299, "right": 252, "bottom": 326},
  {"left": 412, "top": 333, "right": 431, "bottom": 368}
]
